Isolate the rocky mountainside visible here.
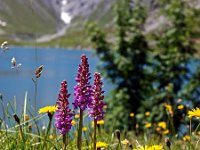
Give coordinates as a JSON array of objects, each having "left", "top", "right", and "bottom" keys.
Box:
[
  {"left": 0, "top": 0, "right": 117, "bottom": 41},
  {"left": 0, "top": 0, "right": 199, "bottom": 42}
]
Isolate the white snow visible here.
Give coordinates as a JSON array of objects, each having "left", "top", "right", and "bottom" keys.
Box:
[
  {"left": 61, "top": 0, "right": 67, "bottom": 5},
  {"left": 60, "top": 0, "right": 72, "bottom": 24},
  {"left": 61, "top": 11, "right": 72, "bottom": 24}
]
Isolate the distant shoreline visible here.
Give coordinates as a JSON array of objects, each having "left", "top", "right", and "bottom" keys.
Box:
[{"left": 9, "top": 45, "right": 94, "bottom": 51}]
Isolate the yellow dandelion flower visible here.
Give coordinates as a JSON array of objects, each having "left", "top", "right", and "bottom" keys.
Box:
[
  {"left": 183, "top": 135, "right": 191, "bottom": 141},
  {"left": 145, "top": 112, "right": 150, "bottom": 117},
  {"left": 91, "top": 120, "right": 104, "bottom": 128},
  {"left": 188, "top": 107, "right": 200, "bottom": 119},
  {"left": 75, "top": 114, "right": 80, "bottom": 119},
  {"left": 145, "top": 123, "right": 151, "bottom": 128},
  {"left": 96, "top": 141, "right": 108, "bottom": 148},
  {"left": 162, "top": 129, "right": 169, "bottom": 135},
  {"left": 177, "top": 105, "right": 184, "bottom": 110},
  {"left": 150, "top": 145, "right": 163, "bottom": 150},
  {"left": 130, "top": 112, "right": 134, "bottom": 117},
  {"left": 38, "top": 105, "right": 57, "bottom": 114},
  {"left": 197, "top": 131, "right": 200, "bottom": 136},
  {"left": 121, "top": 139, "right": 129, "bottom": 145},
  {"left": 49, "top": 135, "right": 54, "bottom": 140},
  {"left": 158, "top": 121, "right": 167, "bottom": 129},
  {"left": 164, "top": 103, "right": 173, "bottom": 116},
  {"left": 134, "top": 145, "right": 163, "bottom": 150},
  {"left": 71, "top": 120, "right": 76, "bottom": 126},
  {"left": 97, "top": 120, "right": 104, "bottom": 125},
  {"left": 82, "top": 127, "right": 87, "bottom": 132}
]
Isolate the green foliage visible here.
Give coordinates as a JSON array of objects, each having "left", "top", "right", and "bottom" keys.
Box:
[
  {"left": 88, "top": 0, "right": 200, "bottom": 132},
  {"left": 87, "top": 0, "right": 152, "bottom": 129},
  {"left": 144, "top": 0, "right": 200, "bottom": 133}
]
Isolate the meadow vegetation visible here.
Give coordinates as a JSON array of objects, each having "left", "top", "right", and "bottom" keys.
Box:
[{"left": 1, "top": 0, "right": 200, "bottom": 150}]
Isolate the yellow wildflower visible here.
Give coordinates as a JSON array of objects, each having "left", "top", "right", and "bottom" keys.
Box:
[
  {"left": 183, "top": 135, "right": 191, "bottom": 141},
  {"left": 145, "top": 123, "right": 151, "bottom": 128},
  {"left": 121, "top": 139, "right": 129, "bottom": 145},
  {"left": 162, "top": 129, "right": 169, "bottom": 135},
  {"left": 164, "top": 103, "right": 173, "bottom": 116},
  {"left": 177, "top": 105, "right": 184, "bottom": 110},
  {"left": 97, "top": 120, "right": 104, "bottom": 125},
  {"left": 145, "top": 112, "right": 150, "bottom": 117},
  {"left": 92, "top": 120, "right": 105, "bottom": 128},
  {"left": 134, "top": 145, "right": 163, "bottom": 150},
  {"left": 158, "top": 121, "right": 167, "bottom": 129},
  {"left": 96, "top": 141, "right": 108, "bottom": 148},
  {"left": 82, "top": 127, "right": 87, "bottom": 132},
  {"left": 188, "top": 107, "right": 200, "bottom": 119},
  {"left": 49, "top": 135, "right": 54, "bottom": 140},
  {"left": 71, "top": 120, "right": 76, "bottom": 126},
  {"left": 130, "top": 112, "right": 134, "bottom": 117},
  {"left": 150, "top": 145, "right": 163, "bottom": 150},
  {"left": 75, "top": 114, "right": 80, "bottom": 119},
  {"left": 197, "top": 131, "right": 200, "bottom": 136},
  {"left": 38, "top": 105, "right": 57, "bottom": 114}
]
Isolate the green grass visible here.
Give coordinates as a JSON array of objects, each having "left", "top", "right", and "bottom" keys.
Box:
[
  {"left": 0, "top": 94, "right": 200, "bottom": 150},
  {"left": 0, "top": 115, "right": 199, "bottom": 149}
]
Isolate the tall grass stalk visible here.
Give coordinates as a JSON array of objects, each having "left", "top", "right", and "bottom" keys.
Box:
[
  {"left": 0, "top": 96, "right": 7, "bottom": 135},
  {"left": 28, "top": 109, "right": 41, "bottom": 140},
  {"left": 23, "top": 91, "right": 28, "bottom": 134},
  {"left": 13, "top": 114, "right": 25, "bottom": 143},
  {"left": 33, "top": 79, "right": 38, "bottom": 112}
]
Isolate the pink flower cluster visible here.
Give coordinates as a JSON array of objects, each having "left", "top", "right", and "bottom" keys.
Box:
[
  {"left": 73, "top": 54, "right": 92, "bottom": 110},
  {"left": 55, "top": 54, "right": 105, "bottom": 135},
  {"left": 55, "top": 80, "right": 73, "bottom": 135},
  {"left": 88, "top": 72, "right": 105, "bottom": 120}
]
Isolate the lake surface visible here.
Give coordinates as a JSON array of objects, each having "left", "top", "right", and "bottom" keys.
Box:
[{"left": 0, "top": 47, "right": 111, "bottom": 116}]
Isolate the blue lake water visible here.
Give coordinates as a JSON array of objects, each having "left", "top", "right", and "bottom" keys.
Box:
[{"left": 0, "top": 47, "right": 111, "bottom": 116}]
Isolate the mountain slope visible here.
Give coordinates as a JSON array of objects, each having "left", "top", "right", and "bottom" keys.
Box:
[{"left": 0, "top": 0, "right": 62, "bottom": 41}]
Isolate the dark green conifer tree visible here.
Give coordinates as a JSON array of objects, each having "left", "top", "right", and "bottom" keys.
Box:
[{"left": 88, "top": 0, "right": 151, "bottom": 129}]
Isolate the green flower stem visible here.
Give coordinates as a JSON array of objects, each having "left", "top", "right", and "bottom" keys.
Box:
[
  {"left": 167, "top": 112, "right": 176, "bottom": 135},
  {"left": 34, "top": 79, "right": 38, "bottom": 112},
  {"left": 77, "top": 109, "right": 83, "bottom": 150},
  {"left": 194, "top": 121, "right": 200, "bottom": 134},
  {"left": 63, "top": 134, "right": 67, "bottom": 150},
  {"left": 43, "top": 113, "right": 53, "bottom": 150},
  {"left": 93, "top": 119, "right": 97, "bottom": 150}
]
